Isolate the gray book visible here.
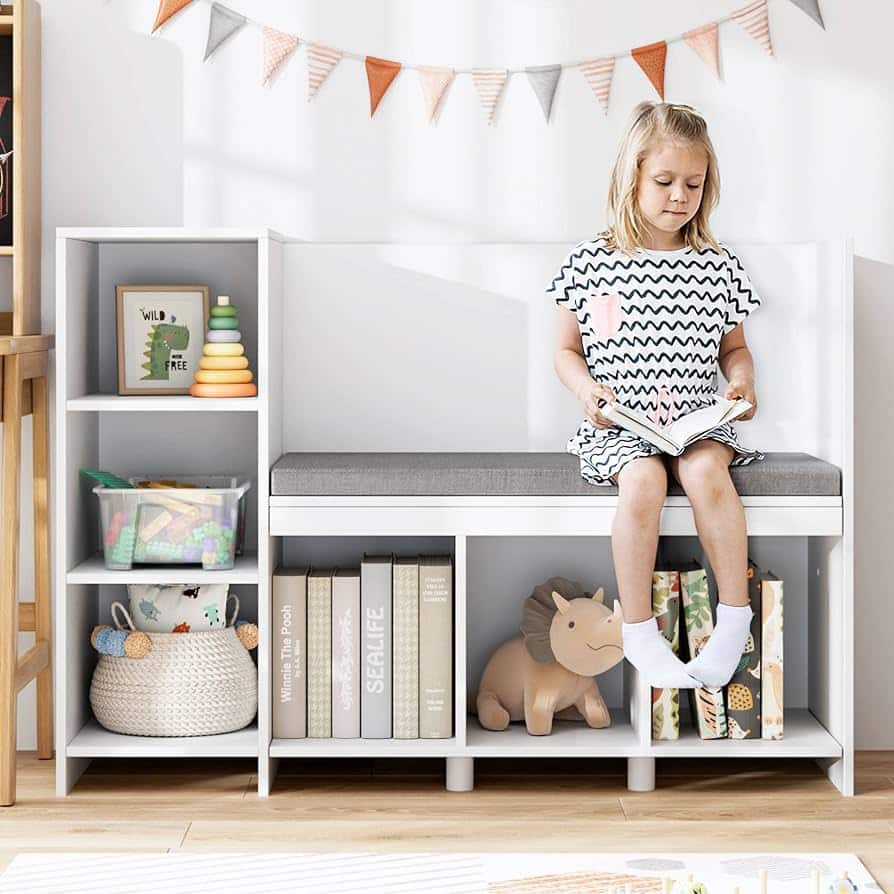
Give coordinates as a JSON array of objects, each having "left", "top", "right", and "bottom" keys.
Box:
[
  {"left": 272, "top": 567, "right": 308, "bottom": 739},
  {"left": 361, "top": 554, "right": 393, "bottom": 738},
  {"left": 307, "top": 568, "right": 334, "bottom": 738},
  {"left": 392, "top": 557, "right": 419, "bottom": 739},
  {"left": 419, "top": 555, "right": 453, "bottom": 739},
  {"left": 332, "top": 568, "right": 361, "bottom": 739}
]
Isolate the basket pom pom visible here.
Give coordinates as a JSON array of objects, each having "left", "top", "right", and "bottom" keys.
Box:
[
  {"left": 235, "top": 621, "right": 258, "bottom": 651},
  {"left": 124, "top": 631, "right": 152, "bottom": 659},
  {"left": 91, "top": 626, "right": 128, "bottom": 656}
]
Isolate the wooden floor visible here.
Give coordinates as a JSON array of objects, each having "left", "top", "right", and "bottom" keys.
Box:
[{"left": 2, "top": 752, "right": 894, "bottom": 889}]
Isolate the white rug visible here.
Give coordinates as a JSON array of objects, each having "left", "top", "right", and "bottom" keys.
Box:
[{"left": 0, "top": 852, "right": 881, "bottom": 893}]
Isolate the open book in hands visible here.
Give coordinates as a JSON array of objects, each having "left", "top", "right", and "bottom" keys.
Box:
[{"left": 600, "top": 393, "right": 753, "bottom": 457}]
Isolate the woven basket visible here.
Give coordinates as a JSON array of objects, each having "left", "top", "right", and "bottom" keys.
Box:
[{"left": 90, "top": 599, "right": 258, "bottom": 737}]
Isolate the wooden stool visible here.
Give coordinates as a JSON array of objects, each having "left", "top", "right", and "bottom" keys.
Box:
[{"left": 0, "top": 335, "right": 54, "bottom": 806}]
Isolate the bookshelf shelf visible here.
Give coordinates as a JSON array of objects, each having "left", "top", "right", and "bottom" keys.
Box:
[
  {"left": 67, "top": 719, "right": 259, "bottom": 758},
  {"left": 54, "top": 232, "right": 854, "bottom": 800}
]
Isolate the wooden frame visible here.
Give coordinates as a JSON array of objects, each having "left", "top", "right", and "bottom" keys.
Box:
[{"left": 115, "top": 284, "right": 209, "bottom": 395}]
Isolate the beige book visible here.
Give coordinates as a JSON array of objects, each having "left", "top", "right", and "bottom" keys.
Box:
[
  {"left": 272, "top": 567, "right": 308, "bottom": 739},
  {"left": 393, "top": 557, "right": 420, "bottom": 739},
  {"left": 419, "top": 555, "right": 453, "bottom": 739},
  {"left": 332, "top": 569, "right": 361, "bottom": 739},
  {"left": 761, "top": 574, "right": 784, "bottom": 740},
  {"left": 307, "top": 568, "right": 334, "bottom": 738}
]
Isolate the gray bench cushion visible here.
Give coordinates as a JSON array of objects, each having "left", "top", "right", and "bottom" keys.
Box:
[{"left": 270, "top": 452, "right": 841, "bottom": 497}]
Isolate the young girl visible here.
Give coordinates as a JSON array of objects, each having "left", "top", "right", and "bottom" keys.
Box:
[{"left": 548, "top": 101, "right": 764, "bottom": 690}]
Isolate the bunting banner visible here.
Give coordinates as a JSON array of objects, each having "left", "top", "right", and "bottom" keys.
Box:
[
  {"left": 526, "top": 64, "right": 562, "bottom": 122},
  {"left": 152, "top": 0, "right": 193, "bottom": 32},
  {"left": 144, "top": 0, "right": 824, "bottom": 125},
  {"left": 732, "top": 0, "right": 774, "bottom": 57},
  {"left": 307, "top": 43, "right": 342, "bottom": 100},
  {"left": 683, "top": 23, "right": 721, "bottom": 80},
  {"left": 578, "top": 57, "right": 615, "bottom": 115},
  {"left": 418, "top": 66, "right": 454, "bottom": 123},
  {"left": 631, "top": 40, "right": 667, "bottom": 100},
  {"left": 203, "top": 2, "right": 245, "bottom": 61},
  {"left": 366, "top": 56, "right": 401, "bottom": 117},
  {"left": 471, "top": 68, "right": 508, "bottom": 126},
  {"left": 261, "top": 26, "right": 298, "bottom": 86},
  {"left": 789, "top": 0, "right": 824, "bottom": 28}
]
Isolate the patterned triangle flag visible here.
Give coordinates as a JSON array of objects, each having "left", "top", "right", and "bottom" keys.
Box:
[
  {"left": 151, "top": 0, "right": 193, "bottom": 32},
  {"left": 307, "top": 43, "right": 342, "bottom": 100},
  {"left": 471, "top": 68, "right": 508, "bottom": 126},
  {"left": 525, "top": 64, "right": 561, "bottom": 122},
  {"left": 631, "top": 40, "right": 667, "bottom": 99},
  {"left": 418, "top": 66, "right": 454, "bottom": 123},
  {"left": 365, "top": 56, "right": 401, "bottom": 117},
  {"left": 262, "top": 26, "right": 299, "bottom": 86},
  {"left": 203, "top": 3, "right": 246, "bottom": 62},
  {"left": 732, "top": 0, "right": 774, "bottom": 57},
  {"left": 683, "top": 22, "right": 721, "bottom": 80},
  {"left": 578, "top": 56, "right": 615, "bottom": 115},
  {"left": 789, "top": 0, "right": 824, "bottom": 28}
]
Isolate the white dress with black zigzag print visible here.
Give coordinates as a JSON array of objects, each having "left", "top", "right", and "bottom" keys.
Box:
[{"left": 546, "top": 236, "right": 765, "bottom": 487}]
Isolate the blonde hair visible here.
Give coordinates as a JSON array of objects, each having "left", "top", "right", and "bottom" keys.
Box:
[{"left": 601, "top": 101, "right": 722, "bottom": 255}]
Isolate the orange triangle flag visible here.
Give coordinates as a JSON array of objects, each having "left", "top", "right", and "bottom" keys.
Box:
[
  {"left": 152, "top": 0, "right": 194, "bottom": 33},
  {"left": 631, "top": 40, "right": 667, "bottom": 100},
  {"left": 365, "top": 56, "right": 401, "bottom": 117},
  {"left": 683, "top": 23, "right": 721, "bottom": 80}
]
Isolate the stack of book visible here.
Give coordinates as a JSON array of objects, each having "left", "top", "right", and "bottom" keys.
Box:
[
  {"left": 273, "top": 554, "right": 454, "bottom": 740},
  {"left": 651, "top": 558, "right": 784, "bottom": 742}
]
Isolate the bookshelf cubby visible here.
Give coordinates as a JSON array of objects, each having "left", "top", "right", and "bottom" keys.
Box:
[{"left": 54, "top": 230, "right": 854, "bottom": 797}]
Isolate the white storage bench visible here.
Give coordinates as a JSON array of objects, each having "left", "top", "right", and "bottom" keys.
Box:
[
  {"left": 269, "top": 449, "right": 848, "bottom": 794},
  {"left": 55, "top": 231, "right": 853, "bottom": 797}
]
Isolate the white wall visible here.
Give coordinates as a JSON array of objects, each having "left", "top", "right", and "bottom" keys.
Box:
[{"left": 17, "top": 0, "right": 893, "bottom": 747}]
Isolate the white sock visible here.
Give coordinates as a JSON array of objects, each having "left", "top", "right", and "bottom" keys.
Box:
[
  {"left": 685, "top": 602, "right": 754, "bottom": 688},
  {"left": 622, "top": 617, "right": 701, "bottom": 689}
]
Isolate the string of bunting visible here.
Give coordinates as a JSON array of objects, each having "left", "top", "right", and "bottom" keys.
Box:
[{"left": 150, "top": 0, "right": 825, "bottom": 124}]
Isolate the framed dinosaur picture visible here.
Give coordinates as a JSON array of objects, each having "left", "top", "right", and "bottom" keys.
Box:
[{"left": 116, "top": 284, "right": 210, "bottom": 395}]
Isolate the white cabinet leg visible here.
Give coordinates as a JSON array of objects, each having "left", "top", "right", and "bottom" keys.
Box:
[
  {"left": 627, "top": 757, "right": 655, "bottom": 792},
  {"left": 446, "top": 757, "right": 474, "bottom": 792}
]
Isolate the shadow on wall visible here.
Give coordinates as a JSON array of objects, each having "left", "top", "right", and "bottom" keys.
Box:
[{"left": 853, "top": 255, "right": 894, "bottom": 750}]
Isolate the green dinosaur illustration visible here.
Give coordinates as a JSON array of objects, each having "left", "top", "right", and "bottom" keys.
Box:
[{"left": 141, "top": 322, "right": 190, "bottom": 380}]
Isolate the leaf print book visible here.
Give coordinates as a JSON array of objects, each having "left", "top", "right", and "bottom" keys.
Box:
[{"left": 601, "top": 392, "right": 752, "bottom": 456}]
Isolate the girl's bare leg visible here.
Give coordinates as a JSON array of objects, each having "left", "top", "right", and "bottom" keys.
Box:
[
  {"left": 668, "top": 439, "right": 754, "bottom": 686},
  {"left": 612, "top": 454, "right": 699, "bottom": 688}
]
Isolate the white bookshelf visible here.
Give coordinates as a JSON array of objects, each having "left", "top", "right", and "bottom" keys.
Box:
[{"left": 54, "top": 231, "right": 854, "bottom": 798}]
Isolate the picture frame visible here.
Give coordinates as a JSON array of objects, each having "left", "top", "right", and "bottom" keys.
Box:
[{"left": 116, "top": 285, "right": 210, "bottom": 395}]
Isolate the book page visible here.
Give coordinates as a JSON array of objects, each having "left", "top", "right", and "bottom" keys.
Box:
[{"left": 667, "top": 396, "right": 751, "bottom": 446}]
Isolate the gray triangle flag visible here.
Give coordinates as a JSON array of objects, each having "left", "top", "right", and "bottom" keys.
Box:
[
  {"left": 204, "top": 2, "right": 247, "bottom": 61},
  {"left": 526, "top": 64, "right": 562, "bottom": 122},
  {"left": 788, "top": 0, "right": 825, "bottom": 28}
]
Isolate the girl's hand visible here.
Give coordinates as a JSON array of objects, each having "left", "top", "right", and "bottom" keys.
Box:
[
  {"left": 578, "top": 380, "right": 618, "bottom": 429},
  {"left": 724, "top": 378, "right": 757, "bottom": 421}
]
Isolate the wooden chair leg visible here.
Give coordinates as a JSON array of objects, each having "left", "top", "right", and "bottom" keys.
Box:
[
  {"left": 31, "top": 370, "right": 52, "bottom": 760},
  {"left": 0, "top": 353, "right": 23, "bottom": 807}
]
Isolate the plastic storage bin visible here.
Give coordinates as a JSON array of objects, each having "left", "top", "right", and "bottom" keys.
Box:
[{"left": 94, "top": 475, "right": 250, "bottom": 570}]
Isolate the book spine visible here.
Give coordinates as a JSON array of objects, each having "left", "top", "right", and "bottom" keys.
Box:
[
  {"left": 307, "top": 573, "right": 332, "bottom": 738},
  {"left": 272, "top": 570, "right": 307, "bottom": 739},
  {"left": 725, "top": 561, "right": 763, "bottom": 739},
  {"left": 331, "top": 575, "right": 360, "bottom": 739},
  {"left": 393, "top": 561, "right": 420, "bottom": 739},
  {"left": 419, "top": 557, "right": 453, "bottom": 739},
  {"left": 361, "top": 559, "right": 392, "bottom": 738},
  {"left": 680, "top": 567, "right": 727, "bottom": 739},
  {"left": 761, "top": 577, "right": 784, "bottom": 740},
  {"left": 651, "top": 570, "right": 681, "bottom": 741}
]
